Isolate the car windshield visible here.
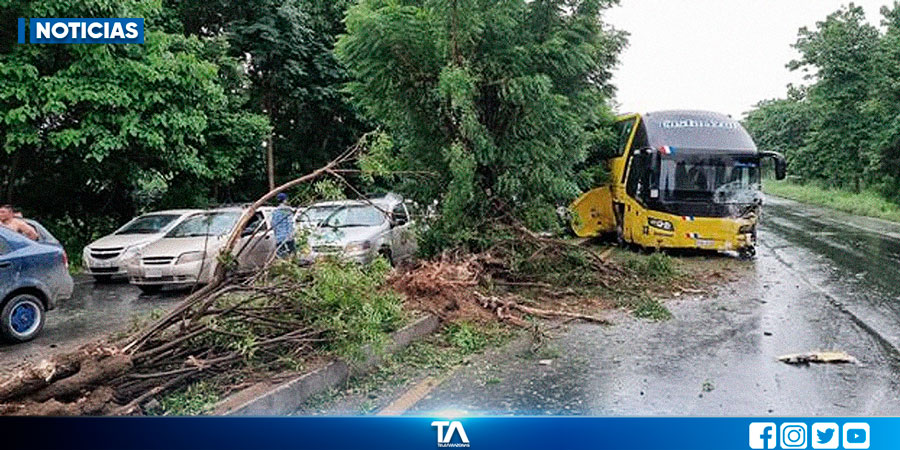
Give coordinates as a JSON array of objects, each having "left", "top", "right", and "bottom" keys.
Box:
[
  {"left": 166, "top": 212, "right": 240, "bottom": 238},
  {"left": 116, "top": 214, "right": 181, "bottom": 235},
  {"left": 298, "top": 206, "right": 339, "bottom": 225},
  {"left": 656, "top": 154, "right": 761, "bottom": 204},
  {"left": 322, "top": 205, "right": 385, "bottom": 228}
]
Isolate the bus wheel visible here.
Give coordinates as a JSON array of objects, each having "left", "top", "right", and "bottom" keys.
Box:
[{"left": 739, "top": 246, "right": 756, "bottom": 260}]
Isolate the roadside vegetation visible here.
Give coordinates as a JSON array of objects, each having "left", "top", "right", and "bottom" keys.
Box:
[
  {"left": 301, "top": 321, "right": 511, "bottom": 415},
  {"left": 764, "top": 179, "right": 900, "bottom": 223},
  {"left": 297, "top": 248, "right": 715, "bottom": 415},
  {"left": 744, "top": 4, "right": 900, "bottom": 211}
]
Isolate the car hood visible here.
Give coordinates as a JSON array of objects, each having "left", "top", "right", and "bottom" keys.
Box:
[
  {"left": 309, "top": 226, "right": 382, "bottom": 247},
  {"left": 140, "top": 235, "right": 225, "bottom": 258},
  {"left": 89, "top": 233, "right": 164, "bottom": 250}
]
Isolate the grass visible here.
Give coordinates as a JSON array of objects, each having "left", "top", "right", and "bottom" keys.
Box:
[
  {"left": 618, "top": 296, "right": 673, "bottom": 321},
  {"left": 155, "top": 381, "right": 221, "bottom": 416},
  {"left": 301, "top": 321, "right": 511, "bottom": 413},
  {"left": 622, "top": 251, "right": 679, "bottom": 280},
  {"left": 444, "top": 321, "right": 494, "bottom": 354},
  {"left": 764, "top": 179, "right": 900, "bottom": 223}
]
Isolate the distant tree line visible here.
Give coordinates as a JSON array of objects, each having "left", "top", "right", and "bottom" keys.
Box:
[
  {"left": 744, "top": 2, "right": 900, "bottom": 201},
  {"left": 0, "top": 0, "right": 625, "bottom": 255}
]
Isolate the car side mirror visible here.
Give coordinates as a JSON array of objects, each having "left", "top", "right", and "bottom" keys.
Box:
[{"left": 761, "top": 151, "right": 787, "bottom": 180}]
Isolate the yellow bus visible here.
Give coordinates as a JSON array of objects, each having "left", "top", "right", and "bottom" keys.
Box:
[{"left": 570, "top": 110, "right": 786, "bottom": 257}]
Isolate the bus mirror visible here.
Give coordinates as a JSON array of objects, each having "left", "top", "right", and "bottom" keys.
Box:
[
  {"left": 775, "top": 156, "right": 787, "bottom": 180},
  {"left": 761, "top": 151, "right": 787, "bottom": 180}
]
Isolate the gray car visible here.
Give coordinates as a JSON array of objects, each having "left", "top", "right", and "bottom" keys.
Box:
[{"left": 305, "top": 194, "right": 417, "bottom": 264}]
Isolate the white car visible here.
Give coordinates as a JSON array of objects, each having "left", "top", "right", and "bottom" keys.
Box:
[
  {"left": 295, "top": 202, "right": 343, "bottom": 230},
  {"left": 82, "top": 210, "right": 201, "bottom": 282},
  {"left": 305, "top": 194, "right": 417, "bottom": 265},
  {"left": 126, "top": 207, "right": 276, "bottom": 293}
]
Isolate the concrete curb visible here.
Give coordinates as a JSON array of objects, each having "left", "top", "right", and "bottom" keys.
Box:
[{"left": 213, "top": 314, "right": 440, "bottom": 416}]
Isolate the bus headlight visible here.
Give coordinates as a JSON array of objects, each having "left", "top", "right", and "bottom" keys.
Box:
[{"left": 648, "top": 217, "right": 674, "bottom": 231}]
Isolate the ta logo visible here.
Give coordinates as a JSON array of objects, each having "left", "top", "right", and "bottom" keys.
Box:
[{"left": 431, "top": 421, "right": 470, "bottom": 448}]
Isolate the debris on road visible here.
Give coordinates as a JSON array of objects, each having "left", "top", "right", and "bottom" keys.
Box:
[
  {"left": 538, "top": 359, "right": 553, "bottom": 366},
  {"left": 778, "top": 351, "right": 859, "bottom": 365}
]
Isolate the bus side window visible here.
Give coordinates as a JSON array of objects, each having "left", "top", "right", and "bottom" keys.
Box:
[
  {"left": 626, "top": 149, "right": 648, "bottom": 199},
  {"left": 614, "top": 119, "right": 637, "bottom": 157}
]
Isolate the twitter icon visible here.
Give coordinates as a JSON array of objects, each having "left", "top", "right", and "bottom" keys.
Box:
[{"left": 812, "top": 423, "right": 839, "bottom": 449}]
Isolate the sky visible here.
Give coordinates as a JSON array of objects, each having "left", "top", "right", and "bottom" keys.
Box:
[{"left": 604, "top": 0, "right": 894, "bottom": 119}]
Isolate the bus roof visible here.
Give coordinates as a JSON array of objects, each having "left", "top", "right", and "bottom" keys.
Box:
[{"left": 637, "top": 110, "right": 757, "bottom": 153}]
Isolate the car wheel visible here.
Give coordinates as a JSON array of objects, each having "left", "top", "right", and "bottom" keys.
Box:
[
  {"left": 138, "top": 285, "right": 163, "bottom": 294},
  {"left": 1, "top": 294, "right": 46, "bottom": 343},
  {"left": 93, "top": 275, "right": 113, "bottom": 283}
]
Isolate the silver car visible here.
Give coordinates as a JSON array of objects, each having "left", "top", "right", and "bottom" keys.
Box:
[
  {"left": 295, "top": 202, "right": 343, "bottom": 230},
  {"left": 126, "top": 207, "right": 276, "bottom": 293},
  {"left": 305, "top": 194, "right": 417, "bottom": 264},
  {"left": 82, "top": 210, "right": 200, "bottom": 282}
]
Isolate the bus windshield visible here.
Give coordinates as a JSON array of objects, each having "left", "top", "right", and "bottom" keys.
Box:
[{"left": 655, "top": 154, "right": 761, "bottom": 205}]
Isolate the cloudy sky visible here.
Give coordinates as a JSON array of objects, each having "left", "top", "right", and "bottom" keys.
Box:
[{"left": 605, "top": 0, "right": 894, "bottom": 119}]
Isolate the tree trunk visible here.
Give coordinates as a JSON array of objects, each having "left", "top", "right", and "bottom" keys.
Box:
[
  {"left": 266, "top": 95, "right": 276, "bottom": 191},
  {"left": 4, "top": 149, "right": 22, "bottom": 203}
]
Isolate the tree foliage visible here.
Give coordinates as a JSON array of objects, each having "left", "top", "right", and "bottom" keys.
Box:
[
  {"left": 167, "top": 0, "right": 368, "bottom": 186},
  {"left": 0, "top": 0, "right": 367, "bottom": 256},
  {"left": 745, "top": 2, "right": 900, "bottom": 200},
  {"left": 0, "top": 0, "right": 269, "bottom": 250},
  {"left": 336, "top": 0, "right": 625, "bottom": 251},
  {"left": 742, "top": 87, "right": 812, "bottom": 176}
]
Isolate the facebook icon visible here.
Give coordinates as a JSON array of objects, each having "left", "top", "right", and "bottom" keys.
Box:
[{"left": 749, "top": 423, "right": 777, "bottom": 449}]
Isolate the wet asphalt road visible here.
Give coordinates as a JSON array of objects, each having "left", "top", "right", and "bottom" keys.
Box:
[
  {"left": 392, "top": 196, "right": 900, "bottom": 415},
  {"left": 0, "top": 278, "right": 185, "bottom": 370}
]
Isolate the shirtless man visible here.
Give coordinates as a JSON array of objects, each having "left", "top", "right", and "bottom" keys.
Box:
[{"left": 0, "top": 205, "right": 38, "bottom": 241}]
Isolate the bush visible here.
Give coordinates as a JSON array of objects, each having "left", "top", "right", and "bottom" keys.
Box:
[
  {"left": 624, "top": 252, "right": 678, "bottom": 280},
  {"left": 303, "top": 258, "right": 407, "bottom": 358}
]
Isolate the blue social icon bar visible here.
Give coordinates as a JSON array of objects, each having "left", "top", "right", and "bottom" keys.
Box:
[
  {"left": 18, "top": 18, "right": 144, "bottom": 44},
  {"left": 0, "top": 417, "right": 888, "bottom": 450}
]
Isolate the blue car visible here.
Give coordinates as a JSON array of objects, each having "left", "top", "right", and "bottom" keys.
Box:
[{"left": 0, "top": 223, "right": 74, "bottom": 343}]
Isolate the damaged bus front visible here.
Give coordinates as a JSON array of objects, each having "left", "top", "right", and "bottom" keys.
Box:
[{"left": 570, "top": 110, "right": 786, "bottom": 257}]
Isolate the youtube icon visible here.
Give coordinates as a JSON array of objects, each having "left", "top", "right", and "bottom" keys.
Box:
[{"left": 843, "top": 423, "right": 870, "bottom": 449}]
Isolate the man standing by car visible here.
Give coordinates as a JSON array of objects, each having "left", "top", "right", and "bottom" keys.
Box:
[
  {"left": 0, "top": 205, "right": 38, "bottom": 241},
  {"left": 272, "top": 193, "right": 296, "bottom": 258}
]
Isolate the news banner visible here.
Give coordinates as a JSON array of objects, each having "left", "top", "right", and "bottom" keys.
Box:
[{"left": 0, "top": 417, "right": 897, "bottom": 449}]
